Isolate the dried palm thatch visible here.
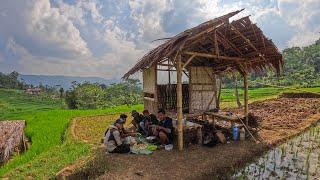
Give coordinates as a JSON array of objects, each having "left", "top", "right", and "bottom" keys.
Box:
[
  {"left": 0, "top": 120, "right": 26, "bottom": 164},
  {"left": 123, "top": 9, "right": 283, "bottom": 79}
]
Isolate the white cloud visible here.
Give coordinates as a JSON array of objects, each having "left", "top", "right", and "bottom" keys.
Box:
[
  {"left": 80, "top": 1, "right": 104, "bottom": 24},
  {"left": 56, "top": 0, "right": 85, "bottom": 26},
  {"left": 92, "top": 18, "right": 145, "bottom": 75},
  {"left": 129, "top": 0, "right": 172, "bottom": 42},
  {"left": 1, "top": 0, "right": 320, "bottom": 79},
  {"left": 0, "top": 53, "right": 4, "bottom": 62},
  {"left": 27, "top": 0, "right": 91, "bottom": 57},
  {"left": 278, "top": 0, "right": 320, "bottom": 47},
  {"left": 0, "top": 0, "right": 90, "bottom": 58}
]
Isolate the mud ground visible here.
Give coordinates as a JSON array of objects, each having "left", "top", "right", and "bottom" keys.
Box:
[{"left": 68, "top": 98, "right": 320, "bottom": 180}]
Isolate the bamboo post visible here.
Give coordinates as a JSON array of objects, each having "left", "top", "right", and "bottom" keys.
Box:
[
  {"left": 243, "top": 73, "right": 249, "bottom": 126},
  {"left": 176, "top": 53, "right": 184, "bottom": 150}
]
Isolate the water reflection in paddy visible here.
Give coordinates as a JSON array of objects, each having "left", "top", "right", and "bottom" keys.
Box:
[{"left": 233, "top": 122, "right": 320, "bottom": 179}]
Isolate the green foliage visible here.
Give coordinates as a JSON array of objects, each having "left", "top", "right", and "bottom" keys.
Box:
[
  {"left": 222, "top": 38, "right": 320, "bottom": 88},
  {"left": 65, "top": 79, "right": 142, "bottom": 109},
  {"left": 104, "top": 79, "right": 142, "bottom": 107},
  {"left": 0, "top": 71, "right": 29, "bottom": 89},
  {"left": 74, "top": 83, "right": 106, "bottom": 109},
  {"left": 65, "top": 90, "right": 77, "bottom": 109},
  {"left": 253, "top": 39, "right": 320, "bottom": 87}
]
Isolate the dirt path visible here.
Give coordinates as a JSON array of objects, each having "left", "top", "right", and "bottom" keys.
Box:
[{"left": 68, "top": 98, "right": 320, "bottom": 180}]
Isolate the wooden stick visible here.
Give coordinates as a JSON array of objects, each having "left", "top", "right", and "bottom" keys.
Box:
[
  {"left": 216, "top": 75, "right": 222, "bottom": 109},
  {"left": 176, "top": 53, "right": 184, "bottom": 150},
  {"left": 214, "top": 30, "right": 219, "bottom": 57},
  {"left": 236, "top": 115, "right": 259, "bottom": 143}
]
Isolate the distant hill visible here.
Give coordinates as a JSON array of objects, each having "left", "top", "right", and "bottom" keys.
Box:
[{"left": 19, "top": 74, "right": 119, "bottom": 89}]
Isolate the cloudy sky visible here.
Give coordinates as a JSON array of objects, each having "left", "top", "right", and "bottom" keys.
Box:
[{"left": 0, "top": 0, "right": 319, "bottom": 79}]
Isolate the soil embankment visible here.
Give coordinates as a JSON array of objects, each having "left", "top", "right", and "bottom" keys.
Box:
[{"left": 69, "top": 98, "right": 320, "bottom": 180}]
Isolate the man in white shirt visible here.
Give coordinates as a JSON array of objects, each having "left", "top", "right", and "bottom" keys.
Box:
[{"left": 104, "top": 119, "right": 130, "bottom": 153}]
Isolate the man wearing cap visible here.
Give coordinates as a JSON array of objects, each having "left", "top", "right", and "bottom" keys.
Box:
[{"left": 104, "top": 118, "right": 130, "bottom": 153}]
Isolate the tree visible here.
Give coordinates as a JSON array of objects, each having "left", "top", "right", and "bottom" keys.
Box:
[
  {"left": 64, "top": 79, "right": 143, "bottom": 109},
  {"left": 65, "top": 90, "right": 77, "bottom": 109},
  {"left": 74, "top": 83, "right": 106, "bottom": 109},
  {"left": 59, "top": 87, "right": 64, "bottom": 98}
]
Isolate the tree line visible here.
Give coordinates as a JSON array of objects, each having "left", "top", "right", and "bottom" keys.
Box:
[
  {"left": 65, "top": 79, "right": 142, "bottom": 109},
  {"left": 0, "top": 71, "right": 29, "bottom": 89}
]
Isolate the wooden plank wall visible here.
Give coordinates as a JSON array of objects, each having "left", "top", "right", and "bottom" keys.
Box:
[
  {"left": 189, "top": 66, "right": 217, "bottom": 113},
  {"left": 143, "top": 65, "right": 158, "bottom": 114}
]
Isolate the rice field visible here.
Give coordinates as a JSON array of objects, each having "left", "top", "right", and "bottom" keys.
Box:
[
  {"left": 0, "top": 87, "right": 319, "bottom": 178},
  {"left": 233, "top": 122, "right": 320, "bottom": 179},
  {"left": 0, "top": 89, "right": 142, "bottom": 179}
]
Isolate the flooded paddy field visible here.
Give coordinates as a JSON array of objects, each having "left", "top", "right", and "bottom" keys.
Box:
[{"left": 233, "top": 122, "right": 320, "bottom": 179}]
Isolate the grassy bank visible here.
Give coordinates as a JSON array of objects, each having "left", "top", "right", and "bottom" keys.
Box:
[{"left": 0, "top": 87, "right": 319, "bottom": 178}]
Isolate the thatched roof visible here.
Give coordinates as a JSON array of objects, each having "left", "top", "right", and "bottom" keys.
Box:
[
  {"left": 0, "top": 120, "right": 26, "bottom": 163},
  {"left": 123, "top": 9, "right": 283, "bottom": 79}
]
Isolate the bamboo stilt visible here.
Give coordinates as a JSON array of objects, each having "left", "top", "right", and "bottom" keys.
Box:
[
  {"left": 243, "top": 73, "right": 249, "bottom": 126},
  {"left": 176, "top": 53, "right": 184, "bottom": 150}
]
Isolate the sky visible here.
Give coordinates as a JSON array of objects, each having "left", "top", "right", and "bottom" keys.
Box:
[{"left": 0, "top": 0, "right": 319, "bottom": 79}]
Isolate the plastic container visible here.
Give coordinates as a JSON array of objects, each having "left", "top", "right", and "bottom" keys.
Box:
[
  {"left": 240, "top": 127, "right": 245, "bottom": 141},
  {"left": 165, "top": 144, "right": 173, "bottom": 151},
  {"left": 232, "top": 125, "right": 239, "bottom": 141}
]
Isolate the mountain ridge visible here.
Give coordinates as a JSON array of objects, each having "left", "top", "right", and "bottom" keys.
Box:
[{"left": 19, "top": 74, "right": 119, "bottom": 89}]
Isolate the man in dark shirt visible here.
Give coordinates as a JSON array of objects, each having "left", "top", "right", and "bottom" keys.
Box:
[
  {"left": 154, "top": 109, "right": 173, "bottom": 145},
  {"left": 140, "top": 110, "right": 158, "bottom": 136}
]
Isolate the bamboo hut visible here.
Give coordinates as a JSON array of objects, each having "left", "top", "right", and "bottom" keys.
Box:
[{"left": 123, "top": 9, "right": 283, "bottom": 150}]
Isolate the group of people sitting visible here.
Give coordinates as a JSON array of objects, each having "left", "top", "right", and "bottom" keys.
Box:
[{"left": 104, "top": 109, "right": 173, "bottom": 154}]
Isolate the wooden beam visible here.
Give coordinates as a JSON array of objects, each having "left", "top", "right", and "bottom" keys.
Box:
[
  {"left": 176, "top": 53, "right": 184, "bottom": 151},
  {"left": 156, "top": 69, "right": 177, "bottom": 71},
  {"left": 230, "top": 24, "right": 257, "bottom": 50},
  {"left": 214, "top": 30, "right": 220, "bottom": 57},
  {"left": 183, "top": 70, "right": 189, "bottom": 78},
  {"left": 182, "top": 55, "right": 196, "bottom": 69},
  {"left": 230, "top": 24, "right": 267, "bottom": 62},
  {"left": 186, "top": 21, "right": 226, "bottom": 42},
  {"left": 158, "top": 63, "right": 175, "bottom": 68},
  {"left": 184, "top": 51, "right": 246, "bottom": 61},
  {"left": 217, "top": 31, "right": 243, "bottom": 56}
]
